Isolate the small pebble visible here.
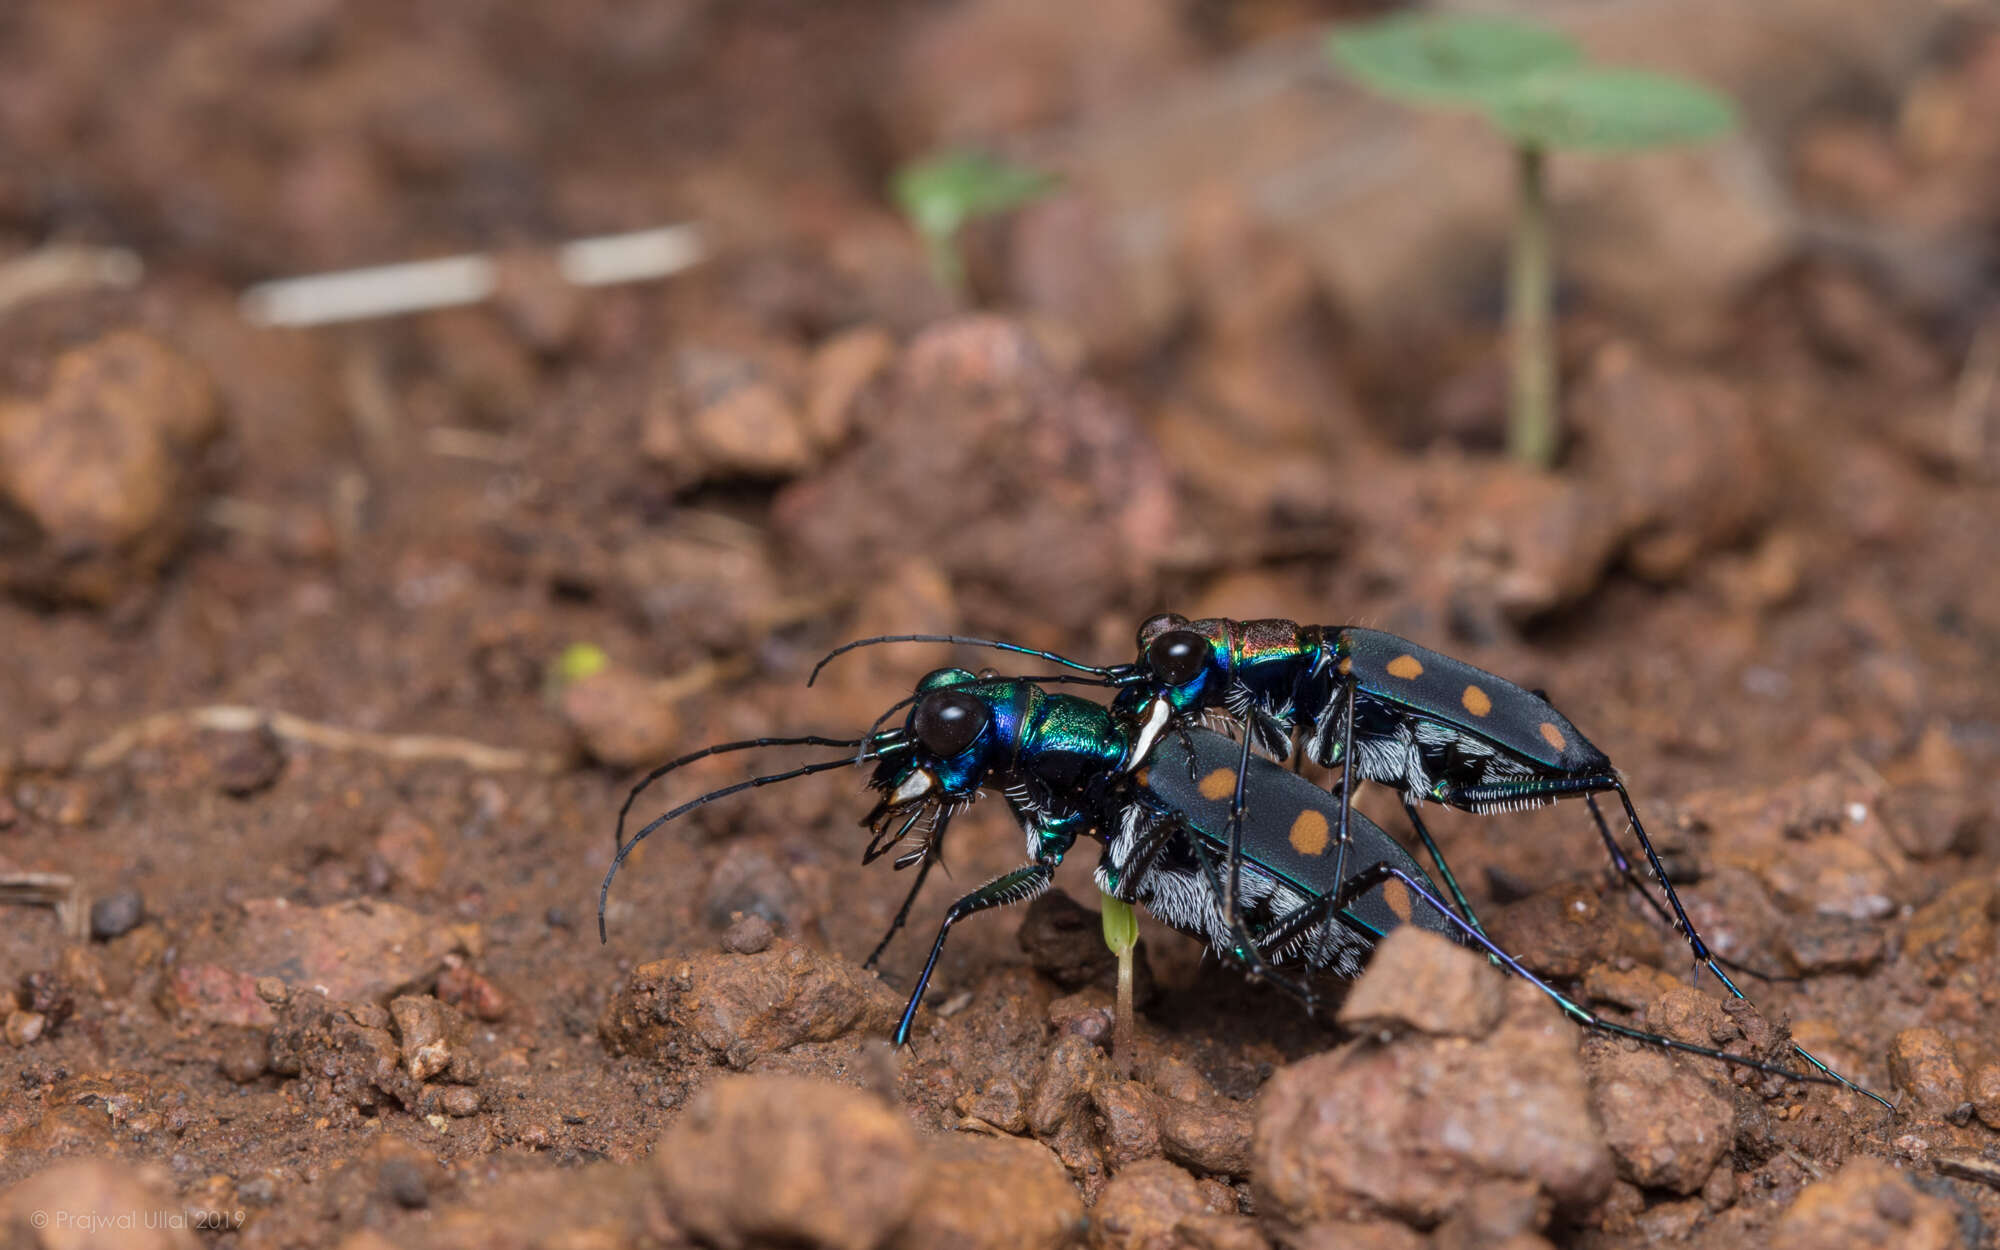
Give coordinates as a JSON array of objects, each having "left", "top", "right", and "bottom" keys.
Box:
[
  {"left": 1970, "top": 1064, "right": 2000, "bottom": 1131},
  {"left": 436, "top": 963, "right": 510, "bottom": 1022},
  {"left": 90, "top": 889, "right": 145, "bottom": 941},
  {"left": 21, "top": 971, "right": 72, "bottom": 1023},
  {"left": 239, "top": 1176, "right": 277, "bottom": 1206},
  {"left": 218, "top": 1031, "right": 270, "bottom": 1084},
  {"left": 1887, "top": 1027, "right": 1965, "bottom": 1116},
  {"left": 214, "top": 730, "right": 285, "bottom": 797},
  {"left": 379, "top": 1157, "right": 430, "bottom": 1209},
  {"left": 5, "top": 1010, "right": 46, "bottom": 1046},
  {"left": 721, "top": 912, "right": 775, "bottom": 955},
  {"left": 545, "top": 906, "right": 573, "bottom": 930},
  {"left": 441, "top": 1087, "right": 481, "bottom": 1117}
]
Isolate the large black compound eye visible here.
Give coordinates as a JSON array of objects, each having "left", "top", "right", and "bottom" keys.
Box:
[
  {"left": 1146, "top": 630, "right": 1210, "bottom": 687},
  {"left": 913, "top": 690, "right": 988, "bottom": 758}
]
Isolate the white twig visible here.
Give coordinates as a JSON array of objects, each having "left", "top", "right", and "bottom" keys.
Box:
[
  {"left": 0, "top": 872, "right": 87, "bottom": 939},
  {"left": 80, "top": 706, "right": 566, "bottom": 774},
  {"left": 241, "top": 224, "right": 706, "bottom": 327},
  {"left": 0, "top": 245, "right": 143, "bottom": 315}
]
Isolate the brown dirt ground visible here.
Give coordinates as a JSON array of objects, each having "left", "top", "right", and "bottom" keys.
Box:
[{"left": 1, "top": 4, "right": 1998, "bottom": 1249}]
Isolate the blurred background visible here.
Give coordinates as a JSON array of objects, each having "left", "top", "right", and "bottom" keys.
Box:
[{"left": 0, "top": 1, "right": 1997, "bottom": 1244}]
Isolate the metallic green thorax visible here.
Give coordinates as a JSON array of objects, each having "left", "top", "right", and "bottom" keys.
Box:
[{"left": 1019, "top": 684, "right": 1131, "bottom": 785}]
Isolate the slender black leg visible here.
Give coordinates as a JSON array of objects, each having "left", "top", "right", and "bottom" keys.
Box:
[
  {"left": 864, "top": 854, "right": 937, "bottom": 972},
  {"left": 1176, "top": 824, "right": 1319, "bottom": 1008},
  {"left": 1328, "top": 677, "right": 1359, "bottom": 916},
  {"left": 1176, "top": 721, "right": 1200, "bottom": 782},
  {"left": 1581, "top": 794, "right": 1793, "bottom": 983},
  {"left": 1400, "top": 800, "right": 1485, "bottom": 936},
  {"left": 1443, "top": 774, "right": 1887, "bottom": 1109},
  {"left": 1448, "top": 773, "right": 1714, "bottom": 969},
  {"left": 893, "top": 863, "right": 1054, "bottom": 1045},
  {"left": 1253, "top": 862, "right": 1878, "bottom": 1098},
  {"left": 1221, "top": 723, "right": 1256, "bottom": 956},
  {"left": 1107, "top": 811, "right": 1181, "bottom": 896}
]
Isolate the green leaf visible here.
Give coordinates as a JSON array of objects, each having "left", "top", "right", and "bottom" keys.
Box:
[
  {"left": 891, "top": 151, "right": 1058, "bottom": 242},
  {"left": 1100, "top": 893, "right": 1139, "bottom": 957},
  {"left": 1489, "top": 67, "right": 1736, "bottom": 151},
  {"left": 1327, "top": 14, "right": 1579, "bottom": 106}
]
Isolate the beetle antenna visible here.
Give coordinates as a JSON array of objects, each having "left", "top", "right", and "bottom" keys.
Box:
[
  {"left": 807, "top": 634, "right": 1124, "bottom": 685},
  {"left": 613, "top": 735, "right": 874, "bottom": 858},
  {"left": 600, "top": 745, "right": 906, "bottom": 943}
]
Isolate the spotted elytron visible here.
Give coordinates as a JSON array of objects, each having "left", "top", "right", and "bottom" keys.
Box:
[{"left": 601, "top": 668, "right": 1854, "bottom": 1093}]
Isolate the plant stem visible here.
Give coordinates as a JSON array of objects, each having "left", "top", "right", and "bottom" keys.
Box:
[
  {"left": 1508, "top": 142, "right": 1557, "bottom": 468},
  {"left": 923, "top": 229, "right": 966, "bottom": 299},
  {"left": 1115, "top": 940, "right": 1135, "bottom": 1076},
  {"left": 1101, "top": 892, "right": 1138, "bottom": 1078}
]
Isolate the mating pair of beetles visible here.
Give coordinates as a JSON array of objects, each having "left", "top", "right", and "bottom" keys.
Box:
[{"left": 600, "top": 612, "right": 1886, "bottom": 1106}]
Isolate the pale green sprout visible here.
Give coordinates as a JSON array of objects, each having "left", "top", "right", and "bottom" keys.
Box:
[
  {"left": 891, "top": 150, "right": 1057, "bottom": 296},
  {"left": 1329, "top": 16, "right": 1735, "bottom": 467},
  {"left": 1100, "top": 892, "right": 1140, "bottom": 1075}
]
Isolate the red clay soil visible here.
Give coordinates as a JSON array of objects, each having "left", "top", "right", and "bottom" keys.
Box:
[{"left": 1, "top": 4, "right": 1998, "bottom": 1249}]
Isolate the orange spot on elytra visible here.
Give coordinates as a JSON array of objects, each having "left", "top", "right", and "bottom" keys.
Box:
[
  {"left": 1134, "top": 767, "right": 1151, "bottom": 789},
  {"left": 1462, "top": 685, "right": 1493, "bottom": 717},
  {"left": 1538, "top": 722, "right": 1567, "bottom": 752},
  {"left": 1386, "top": 654, "right": 1423, "bottom": 680},
  {"left": 1338, "top": 656, "right": 1353, "bottom": 676},
  {"left": 1288, "top": 809, "right": 1330, "bottom": 856},
  {"left": 1383, "top": 878, "right": 1414, "bottom": 923},
  {"left": 1198, "top": 768, "right": 1236, "bottom": 801}
]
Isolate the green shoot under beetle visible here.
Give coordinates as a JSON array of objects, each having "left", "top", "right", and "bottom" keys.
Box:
[{"left": 1100, "top": 891, "right": 1140, "bottom": 1076}]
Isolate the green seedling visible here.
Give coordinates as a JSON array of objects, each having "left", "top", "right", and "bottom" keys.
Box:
[
  {"left": 1100, "top": 891, "right": 1140, "bottom": 1076},
  {"left": 892, "top": 150, "right": 1057, "bottom": 297},
  {"left": 546, "top": 641, "right": 610, "bottom": 703},
  {"left": 1329, "top": 15, "right": 1735, "bottom": 467}
]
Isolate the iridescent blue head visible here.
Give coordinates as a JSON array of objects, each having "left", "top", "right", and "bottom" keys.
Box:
[
  {"left": 1109, "top": 613, "right": 1225, "bottom": 764},
  {"left": 1134, "top": 613, "right": 1227, "bottom": 710},
  {"left": 862, "top": 668, "right": 1033, "bottom": 859}
]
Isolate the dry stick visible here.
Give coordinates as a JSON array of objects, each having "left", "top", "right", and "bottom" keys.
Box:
[
  {"left": 241, "top": 225, "right": 704, "bottom": 327},
  {"left": 79, "top": 706, "right": 566, "bottom": 775},
  {"left": 0, "top": 244, "right": 142, "bottom": 316},
  {"left": 0, "top": 872, "right": 86, "bottom": 939},
  {"left": 75, "top": 650, "right": 793, "bottom": 777},
  {"left": 1935, "top": 1151, "right": 2000, "bottom": 1193}
]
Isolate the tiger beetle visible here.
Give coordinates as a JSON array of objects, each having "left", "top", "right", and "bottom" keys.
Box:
[
  {"left": 809, "top": 619, "right": 1891, "bottom": 1109},
  {"left": 600, "top": 668, "right": 1853, "bottom": 1093}
]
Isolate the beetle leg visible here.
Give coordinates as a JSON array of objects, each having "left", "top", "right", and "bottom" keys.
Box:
[
  {"left": 1328, "top": 675, "right": 1358, "bottom": 914},
  {"left": 1262, "top": 862, "right": 1887, "bottom": 1106},
  {"left": 1221, "top": 721, "right": 1255, "bottom": 956},
  {"left": 893, "top": 860, "right": 1056, "bottom": 1046},
  {"left": 1177, "top": 824, "right": 1318, "bottom": 1010},
  {"left": 863, "top": 851, "right": 938, "bottom": 972},
  {"left": 1398, "top": 800, "right": 1486, "bottom": 937}
]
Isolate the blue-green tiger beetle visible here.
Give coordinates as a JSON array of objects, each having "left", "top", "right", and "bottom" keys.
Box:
[
  {"left": 600, "top": 668, "right": 1862, "bottom": 1096},
  {"left": 809, "top": 618, "right": 1890, "bottom": 1109}
]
